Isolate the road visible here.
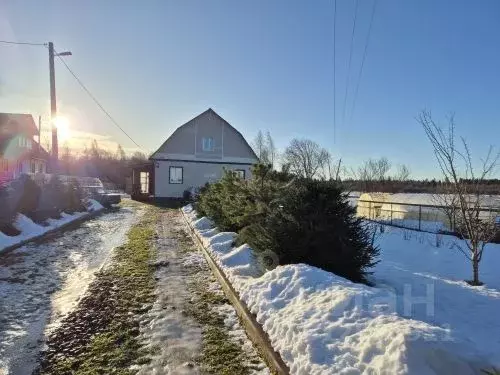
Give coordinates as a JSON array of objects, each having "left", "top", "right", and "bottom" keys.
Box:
[{"left": 0, "top": 204, "right": 141, "bottom": 375}]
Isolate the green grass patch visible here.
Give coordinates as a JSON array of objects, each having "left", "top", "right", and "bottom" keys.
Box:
[{"left": 37, "top": 206, "right": 160, "bottom": 375}]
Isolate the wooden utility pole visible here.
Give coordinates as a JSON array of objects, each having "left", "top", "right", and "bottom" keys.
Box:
[{"left": 48, "top": 42, "right": 58, "bottom": 172}]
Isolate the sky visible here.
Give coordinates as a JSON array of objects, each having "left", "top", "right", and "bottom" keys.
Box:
[{"left": 0, "top": 0, "right": 499, "bottom": 178}]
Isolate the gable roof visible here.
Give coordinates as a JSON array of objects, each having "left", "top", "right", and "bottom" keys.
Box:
[
  {"left": 151, "top": 108, "right": 259, "bottom": 160},
  {"left": 0, "top": 113, "right": 39, "bottom": 138}
]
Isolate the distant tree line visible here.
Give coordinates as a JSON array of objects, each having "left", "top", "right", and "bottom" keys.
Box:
[
  {"left": 58, "top": 141, "right": 148, "bottom": 189},
  {"left": 251, "top": 132, "right": 500, "bottom": 195}
]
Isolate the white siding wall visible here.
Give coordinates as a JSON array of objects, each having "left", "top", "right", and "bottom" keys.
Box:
[{"left": 154, "top": 160, "right": 253, "bottom": 198}]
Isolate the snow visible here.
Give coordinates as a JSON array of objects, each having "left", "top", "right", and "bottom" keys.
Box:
[
  {"left": 373, "top": 227, "right": 500, "bottom": 367},
  {"left": 182, "top": 205, "right": 500, "bottom": 374},
  {"left": 0, "top": 199, "right": 105, "bottom": 252},
  {"left": 87, "top": 198, "right": 104, "bottom": 212}
]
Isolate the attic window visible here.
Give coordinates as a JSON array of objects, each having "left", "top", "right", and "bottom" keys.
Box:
[{"left": 202, "top": 137, "right": 214, "bottom": 152}]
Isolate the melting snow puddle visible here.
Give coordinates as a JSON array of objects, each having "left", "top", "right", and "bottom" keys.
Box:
[{"left": 0, "top": 205, "right": 141, "bottom": 375}]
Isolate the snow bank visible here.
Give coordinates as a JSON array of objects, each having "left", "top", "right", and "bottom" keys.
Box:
[
  {"left": 239, "top": 264, "right": 480, "bottom": 375},
  {"left": 374, "top": 227, "right": 500, "bottom": 367},
  {"left": 0, "top": 199, "right": 105, "bottom": 252},
  {"left": 182, "top": 206, "right": 499, "bottom": 374}
]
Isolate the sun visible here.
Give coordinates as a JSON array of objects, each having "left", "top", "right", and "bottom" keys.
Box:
[{"left": 54, "top": 116, "right": 71, "bottom": 142}]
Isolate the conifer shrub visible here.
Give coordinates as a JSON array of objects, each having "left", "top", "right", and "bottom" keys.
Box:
[
  {"left": 196, "top": 164, "right": 379, "bottom": 284},
  {"left": 239, "top": 178, "right": 379, "bottom": 283}
]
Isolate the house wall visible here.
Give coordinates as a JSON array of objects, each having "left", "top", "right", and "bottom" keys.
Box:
[{"left": 154, "top": 160, "right": 253, "bottom": 198}]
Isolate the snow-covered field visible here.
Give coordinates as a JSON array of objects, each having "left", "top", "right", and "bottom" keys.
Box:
[
  {"left": 182, "top": 204, "right": 500, "bottom": 375},
  {"left": 0, "top": 199, "right": 104, "bottom": 252},
  {"left": 0, "top": 205, "right": 140, "bottom": 375}
]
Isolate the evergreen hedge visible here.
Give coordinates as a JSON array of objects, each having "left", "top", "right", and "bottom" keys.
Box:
[{"left": 195, "top": 164, "right": 379, "bottom": 284}]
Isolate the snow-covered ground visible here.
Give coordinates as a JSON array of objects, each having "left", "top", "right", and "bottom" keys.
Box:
[
  {"left": 0, "top": 199, "right": 104, "bottom": 252},
  {"left": 0, "top": 205, "right": 141, "bottom": 375},
  {"left": 182, "top": 204, "right": 500, "bottom": 375}
]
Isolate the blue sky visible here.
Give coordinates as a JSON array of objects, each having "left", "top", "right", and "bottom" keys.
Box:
[{"left": 1, "top": 0, "right": 499, "bottom": 178}]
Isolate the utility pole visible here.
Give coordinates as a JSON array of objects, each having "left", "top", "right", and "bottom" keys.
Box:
[
  {"left": 48, "top": 42, "right": 58, "bottom": 172},
  {"left": 38, "top": 115, "right": 42, "bottom": 152}
]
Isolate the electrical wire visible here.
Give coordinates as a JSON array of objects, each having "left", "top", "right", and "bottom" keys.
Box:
[
  {"left": 54, "top": 50, "right": 144, "bottom": 150},
  {"left": 349, "top": 0, "right": 378, "bottom": 124},
  {"left": 333, "top": 0, "right": 337, "bottom": 144},
  {"left": 0, "top": 40, "right": 46, "bottom": 46},
  {"left": 341, "top": 0, "right": 359, "bottom": 126}
]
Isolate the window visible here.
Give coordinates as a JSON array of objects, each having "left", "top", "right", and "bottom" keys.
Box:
[
  {"left": 140, "top": 171, "right": 149, "bottom": 194},
  {"left": 31, "top": 160, "right": 36, "bottom": 173},
  {"left": 18, "top": 136, "right": 32, "bottom": 149},
  {"left": 169, "top": 166, "right": 183, "bottom": 184},
  {"left": 202, "top": 137, "right": 214, "bottom": 151},
  {"left": 38, "top": 162, "right": 44, "bottom": 173},
  {"left": 235, "top": 169, "right": 245, "bottom": 179}
]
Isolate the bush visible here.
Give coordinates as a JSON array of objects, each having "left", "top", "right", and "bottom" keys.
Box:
[
  {"left": 64, "top": 179, "right": 85, "bottom": 213},
  {"left": 38, "top": 175, "right": 67, "bottom": 218},
  {"left": 197, "top": 164, "right": 380, "bottom": 284},
  {"left": 0, "top": 185, "right": 18, "bottom": 235},
  {"left": 14, "top": 174, "right": 41, "bottom": 219}
]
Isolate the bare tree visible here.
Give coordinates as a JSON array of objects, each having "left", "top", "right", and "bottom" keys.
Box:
[
  {"left": 394, "top": 164, "right": 411, "bottom": 181},
  {"left": 431, "top": 187, "right": 459, "bottom": 232},
  {"left": 319, "top": 150, "right": 333, "bottom": 180},
  {"left": 351, "top": 157, "right": 392, "bottom": 191},
  {"left": 418, "top": 110, "right": 499, "bottom": 285},
  {"left": 253, "top": 130, "right": 269, "bottom": 163},
  {"left": 116, "top": 144, "right": 126, "bottom": 161},
  {"left": 265, "top": 131, "right": 276, "bottom": 168},
  {"left": 284, "top": 138, "right": 329, "bottom": 179},
  {"left": 369, "top": 157, "right": 391, "bottom": 181}
]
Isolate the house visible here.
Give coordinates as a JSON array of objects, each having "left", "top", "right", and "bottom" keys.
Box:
[
  {"left": 145, "top": 108, "right": 259, "bottom": 199},
  {"left": 0, "top": 113, "right": 50, "bottom": 185}
]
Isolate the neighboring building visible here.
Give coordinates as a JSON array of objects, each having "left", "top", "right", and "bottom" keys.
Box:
[
  {"left": 147, "top": 108, "right": 259, "bottom": 199},
  {"left": 0, "top": 113, "right": 50, "bottom": 185}
]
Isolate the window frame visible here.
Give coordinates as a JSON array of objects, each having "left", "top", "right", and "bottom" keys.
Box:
[
  {"left": 202, "top": 137, "right": 214, "bottom": 152},
  {"left": 235, "top": 169, "right": 246, "bottom": 179},
  {"left": 169, "top": 166, "right": 184, "bottom": 184}
]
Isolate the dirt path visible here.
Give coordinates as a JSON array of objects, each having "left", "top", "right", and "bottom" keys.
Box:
[
  {"left": 136, "top": 209, "right": 269, "bottom": 375},
  {"left": 0, "top": 204, "right": 141, "bottom": 375}
]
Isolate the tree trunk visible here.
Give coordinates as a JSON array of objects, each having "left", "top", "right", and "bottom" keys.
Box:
[{"left": 472, "top": 251, "right": 480, "bottom": 286}]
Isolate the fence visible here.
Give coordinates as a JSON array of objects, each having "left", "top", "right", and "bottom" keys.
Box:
[{"left": 355, "top": 199, "right": 500, "bottom": 234}]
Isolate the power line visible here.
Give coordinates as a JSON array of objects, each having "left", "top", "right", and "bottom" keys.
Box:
[
  {"left": 54, "top": 50, "right": 144, "bottom": 151},
  {"left": 333, "top": 0, "right": 337, "bottom": 144},
  {"left": 0, "top": 40, "right": 46, "bottom": 46},
  {"left": 341, "top": 0, "right": 359, "bottom": 126},
  {"left": 350, "top": 0, "right": 378, "bottom": 124}
]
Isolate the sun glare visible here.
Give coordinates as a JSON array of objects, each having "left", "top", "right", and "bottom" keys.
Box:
[{"left": 54, "top": 116, "right": 71, "bottom": 142}]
